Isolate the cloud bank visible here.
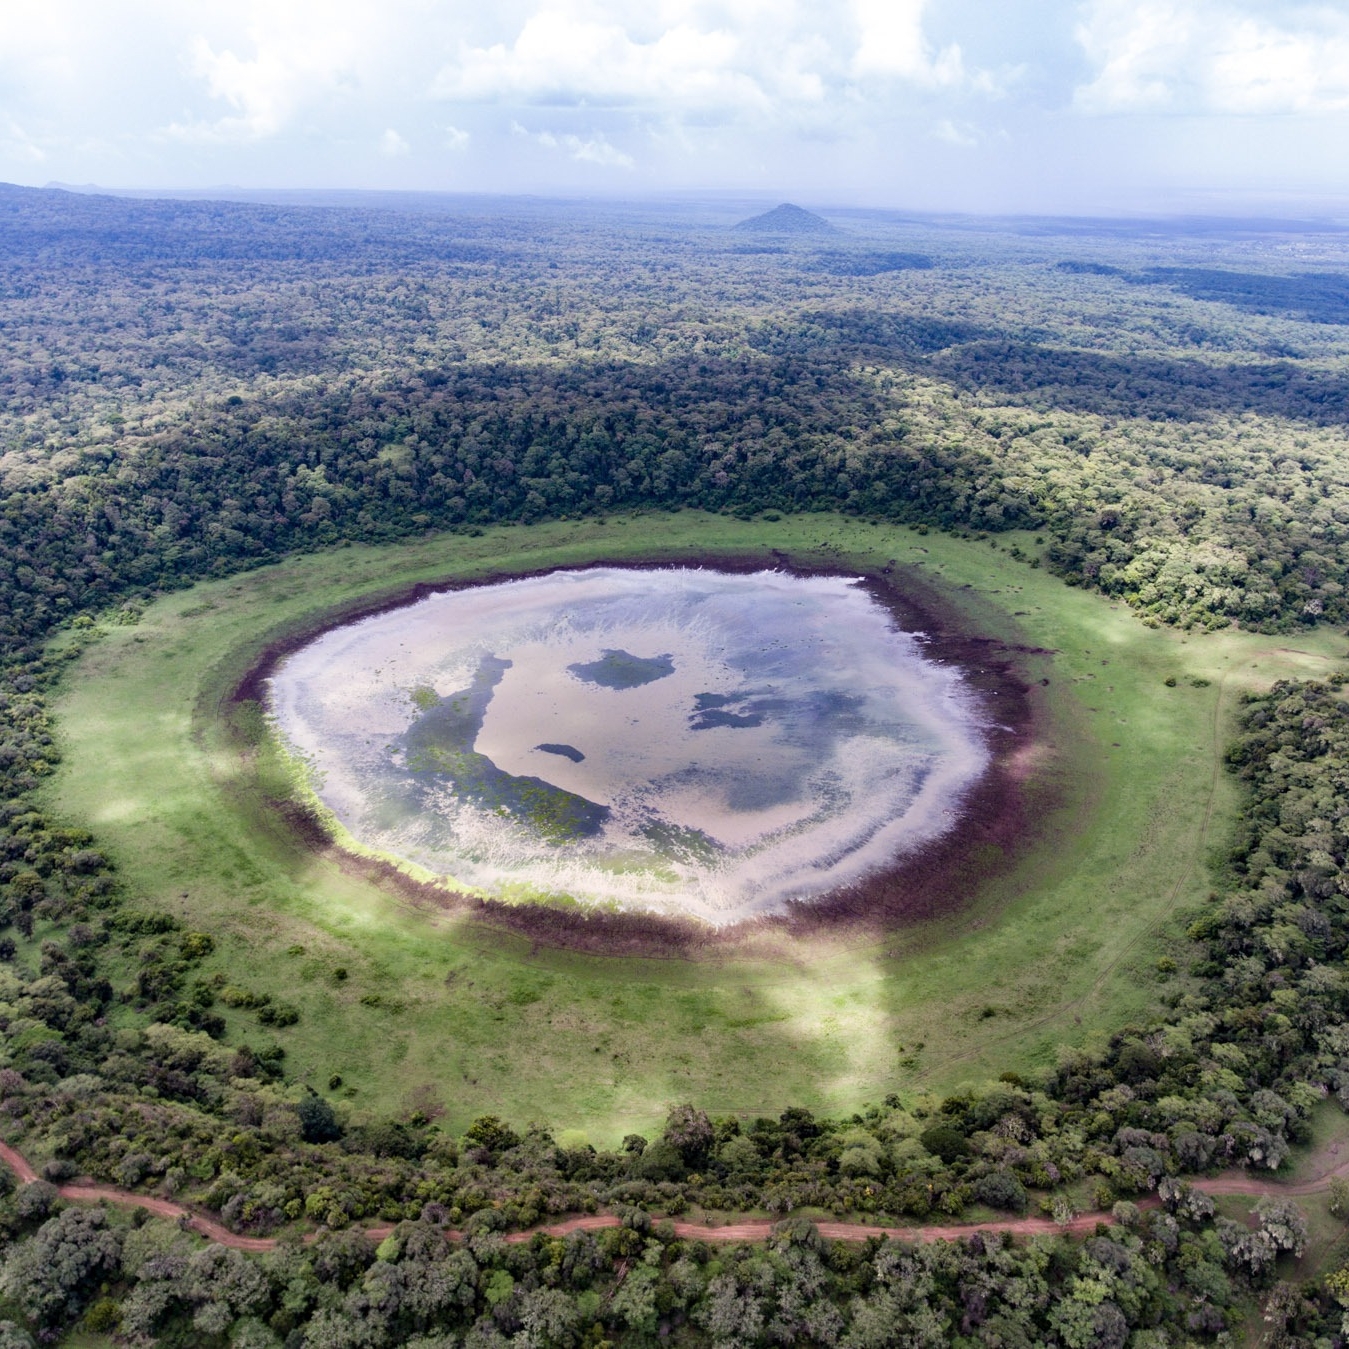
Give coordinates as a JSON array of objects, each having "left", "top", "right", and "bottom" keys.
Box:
[
  {"left": 1, "top": 0, "right": 1347, "bottom": 212},
  {"left": 1076, "top": 0, "right": 1349, "bottom": 115}
]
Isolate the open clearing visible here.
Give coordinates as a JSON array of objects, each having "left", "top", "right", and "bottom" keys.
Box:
[{"left": 42, "top": 512, "right": 1344, "bottom": 1142}]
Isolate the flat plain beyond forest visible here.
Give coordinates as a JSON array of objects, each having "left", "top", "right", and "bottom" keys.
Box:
[{"left": 44, "top": 511, "right": 1341, "bottom": 1139}]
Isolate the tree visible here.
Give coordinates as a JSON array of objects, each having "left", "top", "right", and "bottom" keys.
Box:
[
  {"left": 13, "top": 1180, "right": 57, "bottom": 1221},
  {"left": 1254, "top": 1197, "right": 1309, "bottom": 1260},
  {"left": 183, "top": 1243, "right": 271, "bottom": 1333},
  {"left": 0, "top": 1207, "right": 123, "bottom": 1328},
  {"left": 297, "top": 1091, "right": 343, "bottom": 1143},
  {"left": 919, "top": 1124, "right": 967, "bottom": 1163},
  {"left": 463, "top": 1115, "right": 519, "bottom": 1155},
  {"left": 1331, "top": 1175, "right": 1349, "bottom": 1219},
  {"left": 697, "top": 1272, "right": 763, "bottom": 1347},
  {"left": 633, "top": 1138, "right": 685, "bottom": 1182},
  {"left": 662, "top": 1105, "right": 714, "bottom": 1169},
  {"left": 973, "top": 1170, "right": 1027, "bottom": 1212},
  {"left": 515, "top": 1286, "right": 581, "bottom": 1349}
]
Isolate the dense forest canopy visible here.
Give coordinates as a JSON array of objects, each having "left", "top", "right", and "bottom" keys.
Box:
[
  {"left": 2, "top": 184, "right": 1349, "bottom": 1344},
  {"left": 3, "top": 184, "right": 1349, "bottom": 643}
]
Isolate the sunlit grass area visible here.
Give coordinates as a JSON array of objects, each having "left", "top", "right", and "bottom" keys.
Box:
[{"left": 42, "top": 511, "right": 1344, "bottom": 1142}]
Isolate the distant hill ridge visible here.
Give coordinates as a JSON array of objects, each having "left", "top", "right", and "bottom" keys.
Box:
[{"left": 733, "top": 202, "right": 837, "bottom": 235}]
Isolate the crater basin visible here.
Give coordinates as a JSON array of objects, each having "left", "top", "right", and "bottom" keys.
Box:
[{"left": 268, "top": 566, "right": 990, "bottom": 925}]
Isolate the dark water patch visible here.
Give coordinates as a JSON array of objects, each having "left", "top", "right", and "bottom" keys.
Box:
[
  {"left": 537, "top": 743, "right": 585, "bottom": 763},
  {"left": 640, "top": 819, "right": 721, "bottom": 865},
  {"left": 695, "top": 687, "right": 867, "bottom": 757},
  {"left": 780, "top": 690, "right": 868, "bottom": 746},
  {"left": 404, "top": 655, "right": 508, "bottom": 760},
  {"left": 692, "top": 692, "right": 736, "bottom": 708},
  {"left": 723, "top": 772, "right": 803, "bottom": 812},
  {"left": 690, "top": 708, "right": 765, "bottom": 730},
  {"left": 568, "top": 649, "right": 675, "bottom": 690},
  {"left": 688, "top": 688, "right": 788, "bottom": 731}
]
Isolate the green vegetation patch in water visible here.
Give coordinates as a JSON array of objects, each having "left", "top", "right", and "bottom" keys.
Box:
[{"left": 401, "top": 656, "right": 608, "bottom": 843}]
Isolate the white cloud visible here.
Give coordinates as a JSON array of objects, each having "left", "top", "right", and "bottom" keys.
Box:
[
  {"left": 435, "top": 7, "right": 762, "bottom": 112},
  {"left": 1076, "top": 0, "right": 1349, "bottom": 114},
  {"left": 432, "top": 0, "right": 998, "bottom": 124},
  {"left": 516, "top": 121, "right": 634, "bottom": 168},
  {"left": 0, "top": 117, "right": 46, "bottom": 163},
  {"left": 933, "top": 117, "right": 977, "bottom": 146},
  {"left": 3, "top": 0, "right": 1347, "bottom": 209},
  {"left": 0, "top": 0, "right": 1010, "bottom": 191},
  {"left": 852, "top": 0, "right": 964, "bottom": 86},
  {"left": 380, "top": 128, "right": 410, "bottom": 156},
  {"left": 168, "top": 35, "right": 289, "bottom": 140},
  {"left": 165, "top": 0, "right": 394, "bottom": 142}
]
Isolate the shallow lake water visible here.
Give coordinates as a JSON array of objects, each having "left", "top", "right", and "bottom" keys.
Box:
[{"left": 269, "top": 567, "right": 990, "bottom": 924}]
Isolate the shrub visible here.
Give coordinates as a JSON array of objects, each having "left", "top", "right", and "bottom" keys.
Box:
[
  {"left": 179, "top": 932, "right": 214, "bottom": 960},
  {"left": 220, "top": 986, "right": 270, "bottom": 1010},
  {"left": 974, "top": 1170, "right": 1028, "bottom": 1212},
  {"left": 82, "top": 1298, "right": 121, "bottom": 1332}
]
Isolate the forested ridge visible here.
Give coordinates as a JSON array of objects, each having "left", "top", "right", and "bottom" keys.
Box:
[{"left": 1, "top": 184, "right": 1349, "bottom": 1343}]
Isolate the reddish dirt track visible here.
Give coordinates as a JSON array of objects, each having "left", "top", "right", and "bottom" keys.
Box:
[{"left": 2, "top": 1137, "right": 1345, "bottom": 1253}]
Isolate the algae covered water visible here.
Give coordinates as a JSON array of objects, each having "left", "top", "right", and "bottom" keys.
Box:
[{"left": 269, "top": 567, "right": 989, "bottom": 924}]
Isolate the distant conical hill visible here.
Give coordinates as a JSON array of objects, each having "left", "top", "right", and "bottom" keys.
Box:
[{"left": 733, "top": 203, "right": 838, "bottom": 235}]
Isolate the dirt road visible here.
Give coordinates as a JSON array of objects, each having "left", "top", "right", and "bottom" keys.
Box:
[{"left": 0, "top": 1136, "right": 1341, "bottom": 1252}]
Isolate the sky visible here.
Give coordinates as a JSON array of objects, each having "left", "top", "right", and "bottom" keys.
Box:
[{"left": 3, "top": 0, "right": 1349, "bottom": 214}]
